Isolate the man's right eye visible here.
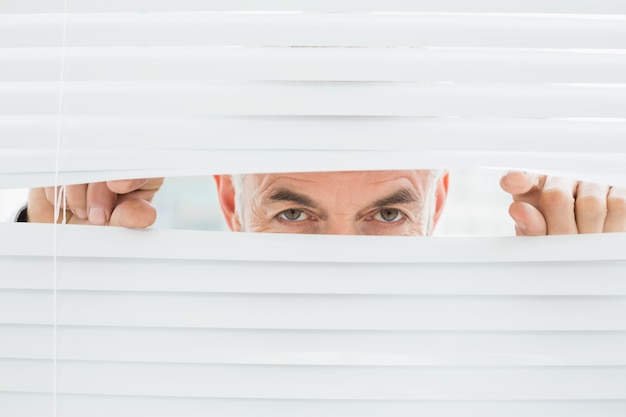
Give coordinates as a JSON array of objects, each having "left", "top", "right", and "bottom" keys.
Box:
[{"left": 278, "top": 209, "right": 309, "bottom": 222}]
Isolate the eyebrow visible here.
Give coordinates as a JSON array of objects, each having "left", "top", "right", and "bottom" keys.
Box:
[
  {"left": 268, "top": 188, "right": 318, "bottom": 208},
  {"left": 267, "top": 186, "right": 420, "bottom": 209},
  {"left": 371, "top": 188, "right": 421, "bottom": 207}
]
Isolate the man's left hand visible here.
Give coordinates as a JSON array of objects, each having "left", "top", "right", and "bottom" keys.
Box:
[{"left": 500, "top": 171, "right": 626, "bottom": 236}]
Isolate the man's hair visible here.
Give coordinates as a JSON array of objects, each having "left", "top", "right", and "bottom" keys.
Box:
[
  {"left": 229, "top": 170, "right": 444, "bottom": 235},
  {"left": 230, "top": 173, "right": 246, "bottom": 229}
]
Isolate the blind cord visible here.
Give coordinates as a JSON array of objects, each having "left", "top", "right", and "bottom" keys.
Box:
[{"left": 53, "top": 0, "right": 70, "bottom": 415}]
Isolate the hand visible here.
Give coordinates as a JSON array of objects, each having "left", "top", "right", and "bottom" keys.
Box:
[
  {"left": 500, "top": 171, "right": 626, "bottom": 236},
  {"left": 26, "top": 178, "right": 164, "bottom": 228}
]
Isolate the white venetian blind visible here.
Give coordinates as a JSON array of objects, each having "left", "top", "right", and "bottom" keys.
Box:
[{"left": 1, "top": 1, "right": 626, "bottom": 416}]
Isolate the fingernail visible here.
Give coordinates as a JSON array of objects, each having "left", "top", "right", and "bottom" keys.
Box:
[
  {"left": 75, "top": 208, "right": 87, "bottom": 219},
  {"left": 515, "top": 221, "right": 527, "bottom": 233},
  {"left": 88, "top": 207, "right": 107, "bottom": 225}
]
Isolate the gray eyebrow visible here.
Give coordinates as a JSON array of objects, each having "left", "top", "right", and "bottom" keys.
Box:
[
  {"left": 268, "top": 188, "right": 318, "bottom": 208},
  {"left": 371, "top": 188, "right": 421, "bottom": 207}
]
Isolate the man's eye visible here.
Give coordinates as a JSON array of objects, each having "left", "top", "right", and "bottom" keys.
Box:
[
  {"left": 374, "top": 208, "right": 403, "bottom": 222},
  {"left": 279, "top": 209, "right": 309, "bottom": 222}
]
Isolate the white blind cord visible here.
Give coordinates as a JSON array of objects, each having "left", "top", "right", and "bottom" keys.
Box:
[{"left": 53, "top": 1, "right": 70, "bottom": 415}]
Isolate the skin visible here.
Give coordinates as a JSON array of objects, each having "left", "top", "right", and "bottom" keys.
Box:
[
  {"left": 25, "top": 171, "right": 626, "bottom": 235},
  {"left": 215, "top": 170, "right": 448, "bottom": 235}
]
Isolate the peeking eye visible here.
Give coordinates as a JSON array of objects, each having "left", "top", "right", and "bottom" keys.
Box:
[
  {"left": 374, "top": 208, "right": 403, "bottom": 222},
  {"left": 279, "top": 209, "right": 309, "bottom": 222}
]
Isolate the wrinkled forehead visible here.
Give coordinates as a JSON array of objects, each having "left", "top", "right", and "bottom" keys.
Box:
[{"left": 242, "top": 170, "right": 434, "bottom": 198}]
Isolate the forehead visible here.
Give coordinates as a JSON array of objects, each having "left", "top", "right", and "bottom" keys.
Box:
[{"left": 244, "top": 170, "right": 432, "bottom": 196}]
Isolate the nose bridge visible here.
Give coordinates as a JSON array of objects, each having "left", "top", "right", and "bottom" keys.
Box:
[{"left": 323, "top": 216, "right": 360, "bottom": 235}]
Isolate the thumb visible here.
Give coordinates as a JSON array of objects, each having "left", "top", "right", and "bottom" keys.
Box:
[{"left": 108, "top": 199, "right": 157, "bottom": 228}]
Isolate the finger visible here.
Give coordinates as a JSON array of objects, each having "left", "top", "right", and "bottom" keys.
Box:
[
  {"left": 107, "top": 178, "right": 149, "bottom": 195},
  {"left": 500, "top": 171, "right": 539, "bottom": 196},
  {"left": 28, "top": 188, "right": 56, "bottom": 223},
  {"left": 574, "top": 182, "right": 609, "bottom": 234},
  {"left": 41, "top": 186, "right": 76, "bottom": 223},
  {"left": 109, "top": 199, "right": 157, "bottom": 228},
  {"left": 539, "top": 176, "right": 578, "bottom": 235},
  {"left": 44, "top": 186, "right": 60, "bottom": 206},
  {"left": 509, "top": 201, "right": 547, "bottom": 236},
  {"left": 65, "top": 184, "right": 88, "bottom": 219},
  {"left": 604, "top": 186, "right": 626, "bottom": 232},
  {"left": 86, "top": 182, "right": 117, "bottom": 225}
]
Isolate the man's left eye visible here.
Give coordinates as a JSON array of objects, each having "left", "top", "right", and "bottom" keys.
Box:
[{"left": 374, "top": 208, "right": 403, "bottom": 222}]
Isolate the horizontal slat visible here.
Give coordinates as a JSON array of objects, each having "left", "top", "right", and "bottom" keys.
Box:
[
  {"left": 2, "top": 325, "right": 626, "bottom": 367},
  {"left": 3, "top": 224, "right": 626, "bottom": 263},
  {"left": 3, "top": 359, "right": 626, "bottom": 400},
  {"left": 5, "top": 0, "right": 626, "bottom": 14},
  {"left": 2, "top": 393, "right": 626, "bottom": 417},
  {"left": 3, "top": 116, "right": 626, "bottom": 152},
  {"left": 0, "top": 257, "right": 51, "bottom": 290},
  {"left": 3, "top": 224, "right": 626, "bottom": 264},
  {"left": 2, "top": 116, "right": 626, "bottom": 152},
  {"left": 2, "top": 13, "right": 626, "bottom": 48},
  {"left": 4, "top": 151, "right": 626, "bottom": 189},
  {"left": 0, "top": 360, "right": 52, "bottom": 393},
  {"left": 0, "top": 325, "right": 52, "bottom": 359},
  {"left": 4, "top": 0, "right": 626, "bottom": 14},
  {"left": 3, "top": 82, "right": 625, "bottom": 118},
  {"left": 3, "top": 47, "right": 626, "bottom": 83},
  {"left": 2, "top": 82, "right": 625, "bottom": 119},
  {"left": 0, "top": 393, "right": 52, "bottom": 417},
  {"left": 2, "top": 290, "right": 626, "bottom": 331},
  {"left": 3, "top": 256, "right": 626, "bottom": 296}
]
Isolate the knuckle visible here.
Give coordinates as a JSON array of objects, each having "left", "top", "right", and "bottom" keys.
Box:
[
  {"left": 607, "top": 193, "right": 626, "bottom": 215},
  {"left": 539, "top": 189, "right": 574, "bottom": 213},
  {"left": 575, "top": 195, "right": 607, "bottom": 219}
]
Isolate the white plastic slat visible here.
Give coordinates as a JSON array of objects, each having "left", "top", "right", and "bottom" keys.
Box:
[
  {"left": 5, "top": 0, "right": 626, "bottom": 14},
  {"left": 3, "top": 47, "right": 626, "bottom": 83},
  {"left": 19, "top": 259, "right": 626, "bottom": 295},
  {"left": 3, "top": 325, "right": 626, "bottom": 367},
  {"left": 0, "top": 393, "right": 52, "bottom": 417},
  {"left": 3, "top": 81, "right": 624, "bottom": 117},
  {"left": 3, "top": 117, "right": 626, "bottom": 153},
  {"left": 1, "top": 393, "right": 625, "bottom": 417},
  {"left": 2, "top": 13, "right": 626, "bottom": 49},
  {"left": 2, "top": 289, "right": 626, "bottom": 331},
  {"left": 0, "top": 325, "right": 52, "bottom": 359},
  {"left": 3, "top": 151, "right": 626, "bottom": 189},
  {"left": 3, "top": 256, "right": 626, "bottom": 296},
  {"left": 0, "top": 359, "right": 53, "bottom": 393},
  {"left": 4, "top": 359, "right": 626, "bottom": 400},
  {"left": 2, "top": 224, "right": 626, "bottom": 264},
  {"left": 0, "top": 257, "right": 51, "bottom": 290},
  {"left": 46, "top": 82, "right": 626, "bottom": 118}
]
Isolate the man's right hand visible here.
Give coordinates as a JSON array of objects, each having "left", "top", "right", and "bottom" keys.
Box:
[{"left": 26, "top": 178, "right": 164, "bottom": 228}]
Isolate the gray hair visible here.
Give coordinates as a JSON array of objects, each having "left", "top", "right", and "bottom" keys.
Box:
[{"left": 230, "top": 174, "right": 246, "bottom": 229}]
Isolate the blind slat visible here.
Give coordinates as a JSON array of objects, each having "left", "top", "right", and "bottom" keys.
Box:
[
  {"left": 4, "top": 117, "right": 626, "bottom": 152},
  {"left": 5, "top": 0, "right": 626, "bottom": 14},
  {"left": 3, "top": 47, "right": 626, "bottom": 83},
  {"left": 3, "top": 257, "right": 626, "bottom": 296},
  {"left": 3, "top": 82, "right": 625, "bottom": 117},
  {"left": 3, "top": 290, "right": 626, "bottom": 331},
  {"left": 1, "top": 393, "right": 625, "bottom": 417},
  {"left": 4, "top": 359, "right": 626, "bottom": 400},
  {"left": 3, "top": 13, "right": 626, "bottom": 49},
  {"left": 3, "top": 326, "right": 626, "bottom": 367}
]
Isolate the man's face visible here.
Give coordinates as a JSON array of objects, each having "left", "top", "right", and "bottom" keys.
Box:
[{"left": 216, "top": 170, "right": 448, "bottom": 236}]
